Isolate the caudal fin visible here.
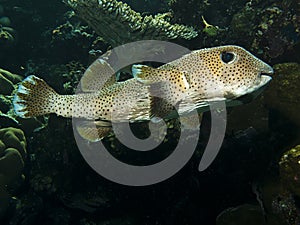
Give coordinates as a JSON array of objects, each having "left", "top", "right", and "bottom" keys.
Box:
[{"left": 13, "top": 75, "right": 59, "bottom": 118}]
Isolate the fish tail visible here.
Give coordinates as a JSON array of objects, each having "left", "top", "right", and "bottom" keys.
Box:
[{"left": 13, "top": 75, "right": 60, "bottom": 118}]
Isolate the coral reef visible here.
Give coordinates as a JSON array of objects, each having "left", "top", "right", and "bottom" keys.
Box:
[
  {"left": 169, "top": 0, "right": 299, "bottom": 61},
  {"left": 0, "top": 127, "right": 26, "bottom": 184},
  {"left": 1, "top": 0, "right": 300, "bottom": 224},
  {"left": 0, "top": 127, "right": 26, "bottom": 218},
  {"left": 64, "top": 0, "right": 198, "bottom": 47},
  {"left": 231, "top": 1, "right": 300, "bottom": 59}
]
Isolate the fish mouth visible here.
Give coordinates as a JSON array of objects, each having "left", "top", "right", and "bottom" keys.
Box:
[
  {"left": 259, "top": 63, "right": 274, "bottom": 77},
  {"left": 259, "top": 74, "right": 273, "bottom": 86},
  {"left": 258, "top": 74, "right": 272, "bottom": 86},
  {"left": 231, "top": 68, "right": 273, "bottom": 105},
  {"left": 257, "top": 63, "right": 274, "bottom": 86}
]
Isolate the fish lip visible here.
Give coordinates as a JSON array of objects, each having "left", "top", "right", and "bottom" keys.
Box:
[
  {"left": 260, "top": 74, "right": 272, "bottom": 84},
  {"left": 259, "top": 64, "right": 273, "bottom": 84},
  {"left": 260, "top": 64, "right": 274, "bottom": 76}
]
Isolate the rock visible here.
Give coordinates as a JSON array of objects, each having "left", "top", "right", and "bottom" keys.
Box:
[
  {"left": 264, "top": 63, "right": 300, "bottom": 127},
  {"left": 227, "top": 95, "right": 269, "bottom": 133},
  {"left": 216, "top": 204, "right": 267, "bottom": 225},
  {"left": 279, "top": 145, "right": 300, "bottom": 197}
]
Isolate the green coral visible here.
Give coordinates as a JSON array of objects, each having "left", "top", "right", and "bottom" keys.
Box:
[
  {"left": 0, "top": 127, "right": 26, "bottom": 217},
  {"left": 64, "top": 0, "right": 198, "bottom": 47},
  {"left": 0, "top": 27, "right": 16, "bottom": 46},
  {"left": 0, "top": 68, "right": 22, "bottom": 95},
  {"left": 202, "top": 16, "right": 219, "bottom": 37}
]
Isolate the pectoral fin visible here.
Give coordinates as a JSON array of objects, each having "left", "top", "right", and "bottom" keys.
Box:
[
  {"left": 75, "top": 120, "right": 112, "bottom": 142},
  {"left": 132, "top": 64, "right": 190, "bottom": 93}
]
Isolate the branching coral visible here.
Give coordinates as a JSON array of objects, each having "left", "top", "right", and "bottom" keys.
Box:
[{"left": 64, "top": 0, "right": 198, "bottom": 46}]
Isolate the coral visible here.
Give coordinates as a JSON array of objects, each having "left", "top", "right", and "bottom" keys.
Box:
[
  {"left": 0, "top": 68, "right": 22, "bottom": 95},
  {"left": 0, "top": 27, "right": 15, "bottom": 46},
  {"left": 169, "top": 0, "right": 299, "bottom": 60},
  {"left": 168, "top": 0, "right": 247, "bottom": 28},
  {"left": 231, "top": 1, "right": 300, "bottom": 59},
  {"left": 63, "top": 61, "right": 86, "bottom": 93},
  {"left": 201, "top": 16, "right": 219, "bottom": 37},
  {"left": 25, "top": 60, "right": 86, "bottom": 94},
  {"left": 0, "top": 127, "right": 26, "bottom": 185},
  {"left": 0, "top": 4, "right": 16, "bottom": 47},
  {"left": 279, "top": 145, "right": 300, "bottom": 197},
  {"left": 0, "top": 127, "right": 26, "bottom": 217},
  {"left": 264, "top": 63, "right": 300, "bottom": 127},
  {"left": 0, "top": 68, "right": 23, "bottom": 125},
  {"left": 64, "top": 0, "right": 198, "bottom": 47},
  {"left": 52, "top": 21, "right": 93, "bottom": 42}
]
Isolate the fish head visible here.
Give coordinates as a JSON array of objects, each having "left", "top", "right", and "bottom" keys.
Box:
[{"left": 190, "top": 45, "right": 273, "bottom": 100}]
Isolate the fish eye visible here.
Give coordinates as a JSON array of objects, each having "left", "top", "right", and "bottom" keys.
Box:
[{"left": 220, "top": 52, "right": 236, "bottom": 64}]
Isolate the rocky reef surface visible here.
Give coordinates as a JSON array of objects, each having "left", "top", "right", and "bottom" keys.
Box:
[{"left": 0, "top": 0, "right": 299, "bottom": 224}]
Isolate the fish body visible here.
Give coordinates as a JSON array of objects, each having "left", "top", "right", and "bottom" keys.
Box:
[{"left": 13, "top": 45, "right": 273, "bottom": 141}]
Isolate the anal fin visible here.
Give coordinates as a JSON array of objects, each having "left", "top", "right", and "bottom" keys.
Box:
[{"left": 75, "top": 120, "right": 112, "bottom": 142}]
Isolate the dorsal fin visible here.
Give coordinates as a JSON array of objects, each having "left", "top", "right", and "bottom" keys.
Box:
[{"left": 80, "top": 58, "right": 116, "bottom": 92}]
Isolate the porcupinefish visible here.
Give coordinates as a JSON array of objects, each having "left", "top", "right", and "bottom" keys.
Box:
[{"left": 13, "top": 45, "right": 273, "bottom": 141}]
